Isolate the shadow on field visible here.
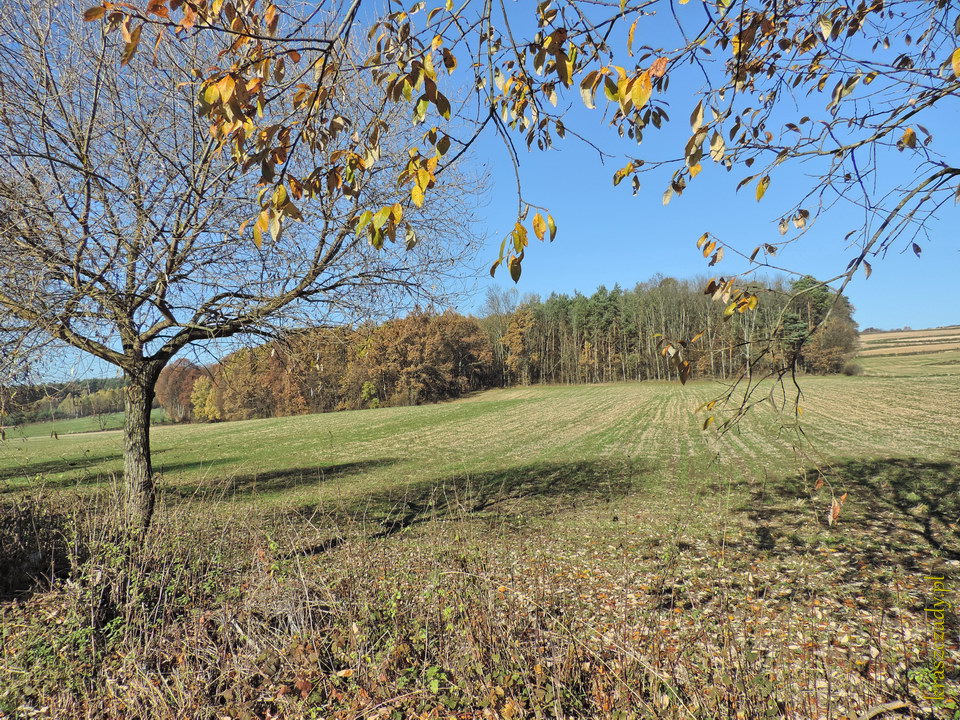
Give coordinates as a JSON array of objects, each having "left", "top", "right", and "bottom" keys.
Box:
[
  {"left": 0, "top": 451, "right": 124, "bottom": 489},
  {"left": 290, "top": 458, "right": 648, "bottom": 539},
  {"left": 743, "top": 456, "right": 960, "bottom": 572},
  {"left": 0, "top": 449, "right": 218, "bottom": 491},
  {"left": 164, "top": 458, "right": 402, "bottom": 501}
]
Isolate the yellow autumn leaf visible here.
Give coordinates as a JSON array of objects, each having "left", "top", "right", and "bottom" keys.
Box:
[
  {"left": 579, "top": 72, "right": 598, "bottom": 109},
  {"left": 203, "top": 83, "right": 219, "bottom": 105},
  {"left": 819, "top": 16, "right": 833, "bottom": 41},
  {"left": 532, "top": 213, "right": 546, "bottom": 241},
  {"left": 631, "top": 71, "right": 652, "bottom": 110},
  {"left": 253, "top": 210, "right": 269, "bottom": 249},
  {"left": 755, "top": 175, "right": 770, "bottom": 201},
  {"left": 217, "top": 75, "right": 236, "bottom": 103},
  {"left": 411, "top": 184, "right": 425, "bottom": 207}
]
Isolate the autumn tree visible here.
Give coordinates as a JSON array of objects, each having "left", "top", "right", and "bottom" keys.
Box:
[
  {"left": 0, "top": 0, "right": 479, "bottom": 528},
  {"left": 282, "top": 328, "right": 356, "bottom": 414},
  {"left": 343, "top": 311, "right": 493, "bottom": 407},
  {"left": 155, "top": 360, "right": 203, "bottom": 422},
  {"left": 212, "top": 344, "right": 310, "bottom": 420},
  {"left": 190, "top": 375, "right": 223, "bottom": 423},
  {"left": 502, "top": 306, "right": 537, "bottom": 386}
]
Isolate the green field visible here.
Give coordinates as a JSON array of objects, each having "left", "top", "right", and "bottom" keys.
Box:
[
  {"left": 860, "top": 347, "right": 960, "bottom": 377},
  {"left": 2, "top": 408, "right": 169, "bottom": 440},
  {"left": 2, "top": 357, "right": 958, "bottom": 718}
]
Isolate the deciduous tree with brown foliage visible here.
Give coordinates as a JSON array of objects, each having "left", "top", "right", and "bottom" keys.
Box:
[{"left": 155, "top": 360, "right": 203, "bottom": 422}]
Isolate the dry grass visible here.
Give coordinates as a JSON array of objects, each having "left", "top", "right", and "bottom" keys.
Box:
[
  {"left": 859, "top": 326, "right": 960, "bottom": 357},
  {"left": 861, "top": 326, "right": 960, "bottom": 342}
]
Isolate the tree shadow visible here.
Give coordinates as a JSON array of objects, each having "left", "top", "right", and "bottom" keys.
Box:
[
  {"left": 0, "top": 452, "right": 125, "bottom": 489},
  {"left": 0, "top": 449, "right": 217, "bottom": 492},
  {"left": 163, "top": 458, "right": 402, "bottom": 501},
  {"left": 741, "top": 456, "right": 960, "bottom": 572},
  {"left": 289, "top": 458, "right": 649, "bottom": 540}
]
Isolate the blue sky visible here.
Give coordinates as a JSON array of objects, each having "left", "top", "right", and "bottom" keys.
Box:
[
  {"left": 456, "top": 2, "right": 960, "bottom": 331},
  {"left": 465, "top": 127, "right": 960, "bottom": 330}
]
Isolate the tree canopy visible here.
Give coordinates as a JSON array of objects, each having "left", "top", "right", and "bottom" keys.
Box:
[{"left": 85, "top": 0, "right": 957, "bottom": 287}]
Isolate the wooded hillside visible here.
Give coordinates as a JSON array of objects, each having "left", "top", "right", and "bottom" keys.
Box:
[{"left": 148, "top": 275, "right": 858, "bottom": 423}]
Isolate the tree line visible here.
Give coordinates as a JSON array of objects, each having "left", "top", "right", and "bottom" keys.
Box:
[
  {"left": 165, "top": 311, "right": 493, "bottom": 422},
  {"left": 0, "top": 378, "right": 126, "bottom": 427},
  {"left": 0, "top": 276, "right": 859, "bottom": 429},
  {"left": 148, "top": 275, "right": 859, "bottom": 424},
  {"left": 482, "top": 275, "right": 859, "bottom": 386}
]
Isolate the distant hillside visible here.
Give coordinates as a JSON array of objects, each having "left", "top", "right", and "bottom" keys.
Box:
[{"left": 858, "top": 325, "right": 960, "bottom": 356}]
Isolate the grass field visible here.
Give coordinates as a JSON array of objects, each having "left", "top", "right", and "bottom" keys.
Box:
[
  {"left": 2, "top": 408, "right": 169, "bottom": 440},
  {"left": 1, "top": 356, "right": 958, "bottom": 718},
  {"left": 859, "top": 326, "right": 960, "bottom": 357}
]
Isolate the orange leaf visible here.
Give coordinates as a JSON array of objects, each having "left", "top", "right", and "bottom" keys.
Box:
[
  {"left": 265, "top": 4, "right": 279, "bottom": 31},
  {"left": 828, "top": 499, "right": 840, "bottom": 526},
  {"left": 146, "top": 0, "right": 169, "bottom": 17},
  {"left": 650, "top": 56, "right": 668, "bottom": 78}
]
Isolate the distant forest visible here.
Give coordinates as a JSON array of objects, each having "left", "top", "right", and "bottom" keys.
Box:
[
  {"left": 0, "top": 377, "right": 126, "bottom": 427},
  {"left": 2, "top": 276, "right": 859, "bottom": 426}
]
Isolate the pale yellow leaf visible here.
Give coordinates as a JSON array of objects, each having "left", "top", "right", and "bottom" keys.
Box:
[{"left": 532, "top": 213, "right": 546, "bottom": 241}]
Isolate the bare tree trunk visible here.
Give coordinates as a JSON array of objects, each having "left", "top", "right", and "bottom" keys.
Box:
[{"left": 124, "top": 369, "right": 158, "bottom": 530}]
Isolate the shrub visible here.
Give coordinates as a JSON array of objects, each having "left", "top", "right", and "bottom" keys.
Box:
[{"left": 842, "top": 362, "right": 864, "bottom": 376}]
